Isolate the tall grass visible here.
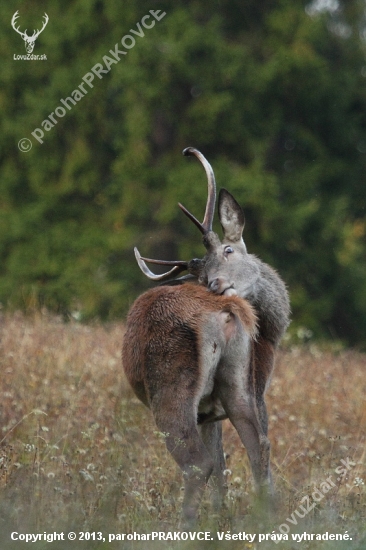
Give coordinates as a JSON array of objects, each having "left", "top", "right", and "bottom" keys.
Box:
[{"left": 0, "top": 312, "right": 365, "bottom": 548}]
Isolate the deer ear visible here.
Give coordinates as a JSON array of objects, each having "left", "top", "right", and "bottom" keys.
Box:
[{"left": 218, "top": 189, "right": 245, "bottom": 243}]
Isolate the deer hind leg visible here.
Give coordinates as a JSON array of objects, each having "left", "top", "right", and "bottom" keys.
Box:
[
  {"left": 199, "top": 420, "right": 226, "bottom": 511},
  {"left": 219, "top": 391, "right": 271, "bottom": 492},
  {"left": 250, "top": 336, "right": 276, "bottom": 491},
  {"left": 252, "top": 337, "right": 276, "bottom": 439},
  {"left": 253, "top": 395, "right": 273, "bottom": 492},
  {"left": 218, "top": 336, "right": 275, "bottom": 494},
  {"left": 151, "top": 394, "right": 214, "bottom": 527}
]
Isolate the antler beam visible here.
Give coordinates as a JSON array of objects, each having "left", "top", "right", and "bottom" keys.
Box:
[
  {"left": 180, "top": 147, "right": 216, "bottom": 235},
  {"left": 11, "top": 11, "right": 26, "bottom": 38},
  {"left": 134, "top": 248, "right": 188, "bottom": 281},
  {"left": 34, "top": 13, "right": 49, "bottom": 39}
]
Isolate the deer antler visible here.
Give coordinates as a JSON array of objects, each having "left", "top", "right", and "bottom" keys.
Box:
[
  {"left": 133, "top": 148, "right": 215, "bottom": 281},
  {"left": 33, "top": 13, "right": 49, "bottom": 40},
  {"left": 11, "top": 11, "right": 26, "bottom": 39},
  {"left": 180, "top": 147, "right": 216, "bottom": 235},
  {"left": 11, "top": 11, "right": 49, "bottom": 40},
  {"left": 134, "top": 248, "right": 189, "bottom": 281}
]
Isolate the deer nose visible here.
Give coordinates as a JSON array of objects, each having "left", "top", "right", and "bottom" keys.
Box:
[{"left": 208, "top": 278, "right": 223, "bottom": 294}]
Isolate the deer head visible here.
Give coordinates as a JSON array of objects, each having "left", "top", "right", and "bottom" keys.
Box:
[
  {"left": 135, "top": 147, "right": 260, "bottom": 300},
  {"left": 11, "top": 11, "right": 49, "bottom": 54}
]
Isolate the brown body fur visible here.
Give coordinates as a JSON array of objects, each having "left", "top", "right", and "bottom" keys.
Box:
[{"left": 123, "top": 284, "right": 257, "bottom": 408}]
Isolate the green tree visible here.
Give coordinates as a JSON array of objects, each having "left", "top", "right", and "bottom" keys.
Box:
[{"left": 1, "top": 0, "right": 365, "bottom": 345}]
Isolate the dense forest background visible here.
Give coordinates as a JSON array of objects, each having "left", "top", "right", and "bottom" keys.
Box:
[{"left": 1, "top": 0, "right": 366, "bottom": 347}]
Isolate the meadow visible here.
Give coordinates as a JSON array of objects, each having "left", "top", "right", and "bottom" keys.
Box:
[{"left": 0, "top": 311, "right": 365, "bottom": 549}]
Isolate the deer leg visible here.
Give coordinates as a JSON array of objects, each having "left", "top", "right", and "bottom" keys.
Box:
[
  {"left": 252, "top": 336, "right": 275, "bottom": 438},
  {"left": 151, "top": 395, "right": 214, "bottom": 526},
  {"left": 219, "top": 336, "right": 274, "bottom": 493},
  {"left": 248, "top": 337, "right": 276, "bottom": 492},
  {"left": 234, "top": 416, "right": 271, "bottom": 489},
  {"left": 199, "top": 420, "right": 226, "bottom": 511},
  {"left": 255, "top": 394, "right": 269, "bottom": 435},
  {"left": 219, "top": 392, "right": 271, "bottom": 492}
]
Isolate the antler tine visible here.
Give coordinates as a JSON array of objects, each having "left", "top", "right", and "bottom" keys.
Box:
[
  {"left": 180, "top": 147, "right": 216, "bottom": 234},
  {"left": 11, "top": 11, "right": 25, "bottom": 37},
  {"left": 178, "top": 202, "right": 205, "bottom": 233},
  {"left": 134, "top": 247, "right": 188, "bottom": 281},
  {"left": 11, "top": 10, "right": 19, "bottom": 26},
  {"left": 34, "top": 13, "right": 49, "bottom": 39}
]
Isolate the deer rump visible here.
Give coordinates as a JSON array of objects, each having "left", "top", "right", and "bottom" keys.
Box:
[
  {"left": 122, "top": 284, "right": 256, "bottom": 412},
  {"left": 122, "top": 284, "right": 264, "bottom": 524}
]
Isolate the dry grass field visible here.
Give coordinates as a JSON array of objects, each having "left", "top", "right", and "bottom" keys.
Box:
[{"left": 0, "top": 311, "right": 365, "bottom": 549}]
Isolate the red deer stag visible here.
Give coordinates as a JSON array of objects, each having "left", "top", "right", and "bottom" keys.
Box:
[{"left": 122, "top": 148, "right": 290, "bottom": 526}]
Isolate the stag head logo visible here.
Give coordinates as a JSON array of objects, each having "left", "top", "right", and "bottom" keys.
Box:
[{"left": 11, "top": 10, "right": 49, "bottom": 53}]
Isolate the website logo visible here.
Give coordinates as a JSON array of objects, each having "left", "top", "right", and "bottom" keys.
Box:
[{"left": 11, "top": 10, "right": 48, "bottom": 56}]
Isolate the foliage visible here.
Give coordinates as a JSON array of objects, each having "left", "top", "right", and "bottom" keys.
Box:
[{"left": 1, "top": 0, "right": 366, "bottom": 345}]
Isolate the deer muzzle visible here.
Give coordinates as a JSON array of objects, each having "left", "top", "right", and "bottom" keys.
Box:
[{"left": 208, "top": 277, "right": 236, "bottom": 296}]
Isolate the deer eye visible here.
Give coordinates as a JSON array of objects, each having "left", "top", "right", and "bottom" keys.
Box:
[{"left": 224, "top": 246, "right": 234, "bottom": 255}]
